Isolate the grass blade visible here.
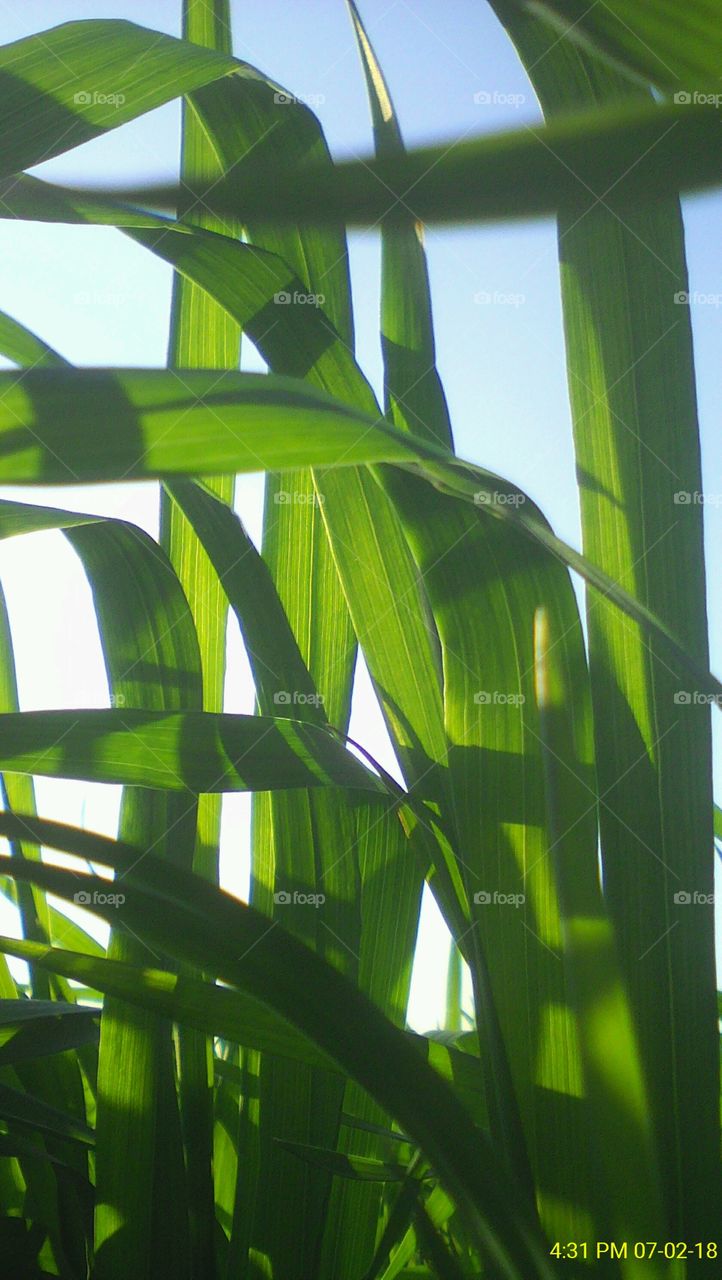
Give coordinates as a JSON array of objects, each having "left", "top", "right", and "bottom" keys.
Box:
[
  {"left": 0, "top": 19, "right": 235, "bottom": 176},
  {"left": 517, "top": 0, "right": 722, "bottom": 90},
  {"left": 0, "top": 709, "right": 381, "bottom": 793},
  {"left": 0, "top": 931, "right": 486, "bottom": 1128},
  {"left": 534, "top": 606, "right": 667, "bottom": 1272},
  {"left": 489, "top": 0, "right": 721, "bottom": 1244},
  {"left": 163, "top": 7, "right": 241, "bottom": 1269},
  {"left": 61, "top": 98, "right": 722, "bottom": 226}
]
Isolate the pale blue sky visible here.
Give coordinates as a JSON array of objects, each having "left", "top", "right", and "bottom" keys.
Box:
[{"left": 0, "top": 0, "right": 720, "bottom": 1007}]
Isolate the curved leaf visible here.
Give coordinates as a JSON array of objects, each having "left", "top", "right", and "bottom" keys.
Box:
[
  {"left": 0, "top": 19, "right": 235, "bottom": 177},
  {"left": 0, "top": 709, "right": 380, "bottom": 794},
  {"left": 0, "top": 367, "right": 411, "bottom": 484},
  {"left": 0, "top": 936, "right": 486, "bottom": 1128}
]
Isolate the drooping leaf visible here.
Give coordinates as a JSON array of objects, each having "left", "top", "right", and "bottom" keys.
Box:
[
  {"left": 0, "top": 367, "right": 413, "bottom": 484},
  {"left": 0, "top": 709, "right": 380, "bottom": 794},
  {"left": 0, "top": 19, "right": 235, "bottom": 177},
  {"left": 0, "top": 933, "right": 487, "bottom": 1129}
]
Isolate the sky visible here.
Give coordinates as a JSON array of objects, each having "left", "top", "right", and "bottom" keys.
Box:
[{"left": 0, "top": 0, "right": 720, "bottom": 1019}]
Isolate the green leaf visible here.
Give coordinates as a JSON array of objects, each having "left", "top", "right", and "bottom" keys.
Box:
[
  {"left": 381, "top": 466, "right": 600, "bottom": 1238},
  {"left": 163, "top": 0, "right": 241, "bottom": 878},
  {"left": 166, "top": 480, "right": 325, "bottom": 722},
  {"left": 518, "top": 0, "right": 722, "bottom": 91},
  {"left": 318, "top": 801, "right": 427, "bottom": 1279},
  {"left": 0, "top": 571, "right": 89, "bottom": 1271},
  {"left": 0, "top": 310, "right": 67, "bottom": 369},
  {"left": 0, "top": 1001, "right": 98, "bottom": 1067},
  {"left": 346, "top": 0, "right": 453, "bottom": 452},
  {"left": 0, "top": 582, "right": 54, "bottom": 1001},
  {"left": 0, "top": 1081, "right": 94, "bottom": 1148},
  {"left": 55, "top": 98, "right": 722, "bottom": 226},
  {"left": 0, "top": 709, "right": 380, "bottom": 794},
  {"left": 413, "top": 1199, "right": 469, "bottom": 1280},
  {"left": 1, "top": 366, "right": 719, "bottom": 715},
  {"left": 0, "top": 19, "right": 235, "bottom": 177},
  {"left": 533, "top": 606, "right": 667, "bottom": 1265},
  {"left": 0, "top": 367, "right": 413, "bottom": 484},
  {"left": 489, "top": 0, "right": 721, "bottom": 1244},
  {"left": 274, "top": 1139, "right": 418, "bottom": 1183}
]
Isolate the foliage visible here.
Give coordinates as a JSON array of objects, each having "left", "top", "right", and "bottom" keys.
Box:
[{"left": 0, "top": 2, "right": 719, "bottom": 1277}]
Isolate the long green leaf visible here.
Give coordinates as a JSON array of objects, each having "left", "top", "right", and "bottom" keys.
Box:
[
  {"left": 0, "top": 19, "right": 235, "bottom": 176},
  {"left": 0, "top": 934, "right": 486, "bottom": 1130},
  {"left": 518, "top": 0, "right": 722, "bottom": 90},
  {"left": 0, "top": 709, "right": 380, "bottom": 794},
  {"left": 489, "top": 0, "right": 721, "bottom": 1248},
  {"left": 53, "top": 98, "right": 722, "bottom": 226},
  {"left": 346, "top": 0, "right": 453, "bottom": 452},
  {"left": 381, "top": 466, "right": 601, "bottom": 1239},
  {"left": 0, "top": 367, "right": 410, "bottom": 483},
  {"left": 534, "top": 607, "right": 667, "bottom": 1271},
  {"left": 162, "top": 8, "right": 242, "bottom": 1269},
  {"left": 69, "top": 518, "right": 202, "bottom": 1280},
  {"left": 0, "top": 1081, "right": 94, "bottom": 1148}
]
